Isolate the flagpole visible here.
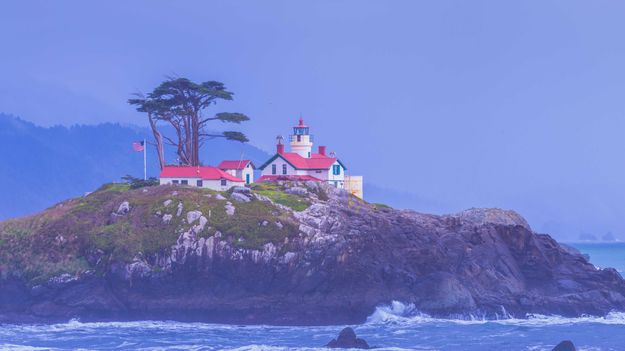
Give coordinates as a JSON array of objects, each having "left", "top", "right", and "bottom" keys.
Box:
[{"left": 143, "top": 138, "right": 147, "bottom": 181}]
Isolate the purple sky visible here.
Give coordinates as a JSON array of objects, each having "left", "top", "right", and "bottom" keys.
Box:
[{"left": 2, "top": 1, "right": 625, "bottom": 240}]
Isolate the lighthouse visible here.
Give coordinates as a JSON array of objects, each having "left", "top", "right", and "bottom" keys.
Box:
[{"left": 290, "top": 117, "right": 313, "bottom": 158}]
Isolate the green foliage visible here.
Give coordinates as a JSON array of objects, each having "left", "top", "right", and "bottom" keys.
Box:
[
  {"left": 251, "top": 183, "right": 311, "bottom": 211},
  {"left": 210, "top": 199, "right": 297, "bottom": 249},
  {"left": 128, "top": 77, "right": 251, "bottom": 166},
  {"left": 98, "top": 183, "right": 131, "bottom": 193},
  {"left": 0, "top": 183, "right": 310, "bottom": 283},
  {"left": 121, "top": 175, "right": 159, "bottom": 189}
]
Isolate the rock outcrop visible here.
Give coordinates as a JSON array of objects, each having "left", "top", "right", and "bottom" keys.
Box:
[
  {"left": 552, "top": 340, "right": 576, "bottom": 351},
  {"left": 1, "top": 181, "right": 624, "bottom": 325},
  {"left": 325, "top": 327, "right": 370, "bottom": 349}
]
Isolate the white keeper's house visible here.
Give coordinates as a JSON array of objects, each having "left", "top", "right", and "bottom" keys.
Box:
[
  {"left": 258, "top": 118, "right": 364, "bottom": 198},
  {"left": 159, "top": 166, "right": 245, "bottom": 191}
]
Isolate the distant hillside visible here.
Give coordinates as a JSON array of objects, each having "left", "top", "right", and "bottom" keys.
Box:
[{"left": 0, "top": 114, "right": 269, "bottom": 220}]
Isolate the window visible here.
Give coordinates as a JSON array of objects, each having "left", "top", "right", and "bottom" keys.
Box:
[
  {"left": 172, "top": 180, "right": 179, "bottom": 184},
  {"left": 297, "top": 135, "right": 301, "bottom": 142},
  {"left": 221, "top": 179, "right": 227, "bottom": 186},
  {"left": 272, "top": 164, "right": 277, "bottom": 175},
  {"left": 181, "top": 180, "right": 188, "bottom": 185},
  {"left": 315, "top": 170, "right": 322, "bottom": 174},
  {"left": 332, "top": 165, "right": 341, "bottom": 175},
  {"left": 282, "top": 164, "right": 287, "bottom": 175},
  {"left": 308, "top": 152, "right": 311, "bottom": 158},
  {"left": 196, "top": 180, "right": 203, "bottom": 187}
]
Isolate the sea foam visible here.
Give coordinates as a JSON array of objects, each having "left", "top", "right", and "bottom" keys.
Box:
[{"left": 366, "top": 300, "right": 625, "bottom": 326}]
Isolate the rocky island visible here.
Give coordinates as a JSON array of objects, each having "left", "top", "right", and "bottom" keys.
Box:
[{"left": 1, "top": 181, "right": 624, "bottom": 325}]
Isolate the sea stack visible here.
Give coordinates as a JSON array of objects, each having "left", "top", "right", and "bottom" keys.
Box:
[
  {"left": 325, "top": 327, "right": 370, "bottom": 349},
  {"left": 552, "top": 340, "right": 576, "bottom": 351}
]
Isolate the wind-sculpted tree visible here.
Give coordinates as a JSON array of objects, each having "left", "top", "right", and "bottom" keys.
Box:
[{"left": 129, "top": 78, "right": 250, "bottom": 167}]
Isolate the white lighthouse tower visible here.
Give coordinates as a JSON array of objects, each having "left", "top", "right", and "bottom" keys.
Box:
[{"left": 290, "top": 117, "right": 313, "bottom": 158}]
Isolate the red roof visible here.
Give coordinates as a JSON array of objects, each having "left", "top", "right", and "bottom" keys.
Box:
[
  {"left": 257, "top": 175, "right": 322, "bottom": 182},
  {"left": 218, "top": 160, "right": 253, "bottom": 170},
  {"left": 160, "top": 166, "right": 244, "bottom": 182},
  {"left": 279, "top": 152, "right": 337, "bottom": 170}
]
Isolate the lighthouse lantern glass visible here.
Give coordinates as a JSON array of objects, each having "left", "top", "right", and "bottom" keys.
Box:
[{"left": 293, "top": 127, "right": 309, "bottom": 136}]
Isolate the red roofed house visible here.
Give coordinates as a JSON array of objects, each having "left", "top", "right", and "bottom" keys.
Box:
[
  {"left": 159, "top": 165, "right": 244, "bottom": 191},
  {"left": 218, "top": 160, "right": 255, "bottom": 185},
  {"left": 258, "top": 118, "right": 364, "bottom": 198}
]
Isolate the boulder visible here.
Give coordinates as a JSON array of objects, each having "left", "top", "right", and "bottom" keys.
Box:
[
  {"left": 552, "top": 340, "right": 576, "bottom": 351},
  {"left": 224, "top": 202, "right": 235, "bottom": 216},
  {"left": 186, "top": 210, "right": 202, "bottom": 224},
  {"left": 325, "top": 327, "right": 370, "bottom": 349},
  {"left": 116, "top": 201, "right": 130, "bottom": 215},
  {"left": 285, "top": 186, "right": 308, "bottom": 196},
  {"left": 232, "top": 186, "right": 251, "bottom": 194},
  {"left": 231, "top": 192, "right": 251, "bottom": 203},
  {"left": 162, "top": 214, "right": 173, "bottom": 224}
]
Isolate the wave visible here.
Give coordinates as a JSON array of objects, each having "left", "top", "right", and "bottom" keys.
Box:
[{"left": 366, "top": 300, "right": 625, "bottom": 326}]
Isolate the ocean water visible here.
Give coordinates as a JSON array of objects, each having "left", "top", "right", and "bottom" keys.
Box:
[{"left": 2, "top": 243, "right": 624, "bottom": 351}]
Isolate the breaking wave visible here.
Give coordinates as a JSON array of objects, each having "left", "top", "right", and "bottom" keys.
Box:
[{"left": 366, "top": 300, "right": 625, "bottom": 326}]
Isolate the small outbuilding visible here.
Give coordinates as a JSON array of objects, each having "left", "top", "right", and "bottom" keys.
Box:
[{"left": 218, "top": 160, "right": 255, "bottom": 185}]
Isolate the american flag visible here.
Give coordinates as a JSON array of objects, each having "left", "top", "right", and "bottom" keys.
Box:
[{"left": 132, "top": 141, "right": 145, "bottom": 152}]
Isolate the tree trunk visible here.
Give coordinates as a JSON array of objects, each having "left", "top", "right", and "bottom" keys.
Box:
[{"left": 147, "top": 113, "right": 166, "bottom": 170}]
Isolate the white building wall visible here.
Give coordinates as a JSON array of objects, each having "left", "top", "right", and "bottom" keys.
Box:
[
  {"left": 160, "top": 177, "right": 242, "bottom": 191},
  {"left": 241, "top": 166, "right": 254, "bottom": 184},
  {"left": 261, "top": 158, "right": 297, "bottom": 177},
  {"left": 259, "top": 157, "right": 345, "bottom": 188}
]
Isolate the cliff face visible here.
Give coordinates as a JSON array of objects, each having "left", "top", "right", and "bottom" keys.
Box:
[{"left": 1, "top": 182, "right": 624, "bottom": 325}]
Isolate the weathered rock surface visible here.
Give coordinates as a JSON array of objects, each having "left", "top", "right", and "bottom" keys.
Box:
[
  {"left": 1, "top": 182, "right": 625, "bottom": 325},
  {"left": 552, "top": 340, "right": 576, "bottom": 351},
  {"left": 325, "top": 327, "right": 370, "bottom": 349}
]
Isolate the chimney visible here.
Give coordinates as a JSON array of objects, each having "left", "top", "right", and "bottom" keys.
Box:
[
  {"left": 277, "top": 143, "right": 285, "bottom": 155},
  {"left": 318, "top": 145, "right": 327, "bottom": 156}
]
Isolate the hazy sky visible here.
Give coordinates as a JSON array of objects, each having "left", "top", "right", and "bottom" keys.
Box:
[{"left": 2, "top": 1, "right": 625, "bottom": 240}]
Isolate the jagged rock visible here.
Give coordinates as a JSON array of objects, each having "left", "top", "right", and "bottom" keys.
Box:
[
  {"left": 325, "top": 327, "right": 370, "bottom": 349},
  {"left": 55, "top": 235, "right": 65, "bottom": 245},
  {"left": 285, "top": 186, "right": 308, "bottom": 196},
  {"left": 48, "top": 273, "right": 77, "bottom": 286},
  {"left": 552, "top": 340, "right": 576, "bottom": 351},
  {"left": 192, "top": 216, "right": 208, "bottom": 234},
  {"left": 224, "top": 202, "right": 236, "bottom": 216},
  {"left": 454, "top": 207, "right": 531, "bottom": 231},
  {"left": 232, "top": 186, "right": 251, "bottom": 194},
  {"left": 215, "top": 194, "right": 226, "bottom": 200},
  {"left": 163, "top": 199, "right": 172, "bottom": 207},
  {"left": 162, "top": 214, "right": 173, "bottom": 224},
  {"left": 176, "top": 202, "right": 183, "bottom": 217},
  {"left": 116, "top": 201, "right": 130, "bottom": 215},
  {"left": 231, "top": 192, "right": 251, "bottom": 203},
  {"left": 187, "top": 210, "right": 202, "bottom": 224},
  {"left": 2, "top": 181, "right": 625, "bottom": 325}
]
